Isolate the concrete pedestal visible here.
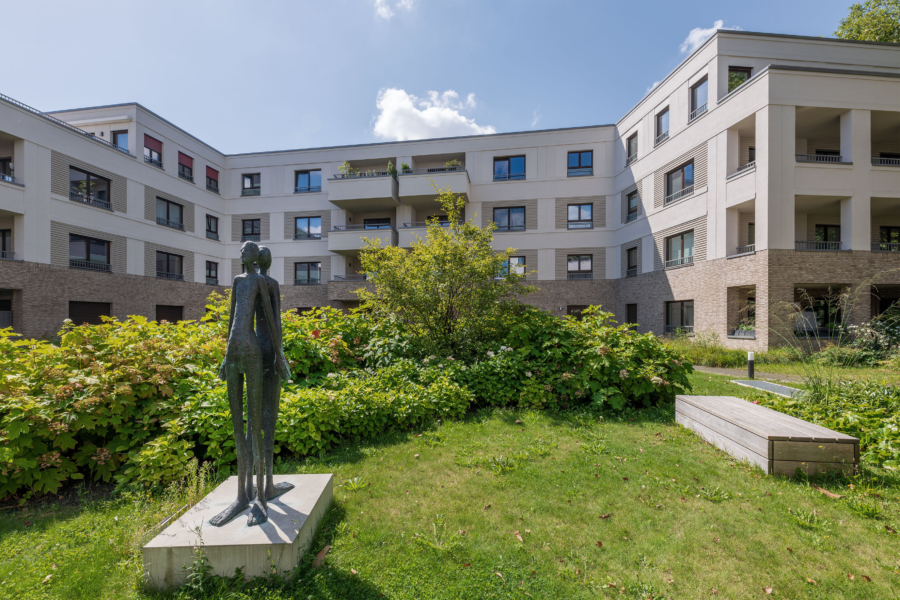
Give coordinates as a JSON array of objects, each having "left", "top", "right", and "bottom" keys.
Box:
[{"left": 142, "top": 474, "right": 332, "bottom": 588}]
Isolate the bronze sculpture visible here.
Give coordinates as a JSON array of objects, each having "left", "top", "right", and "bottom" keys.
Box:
[{"left": 209, "top": 242, "right": 293, "bottom": 527}]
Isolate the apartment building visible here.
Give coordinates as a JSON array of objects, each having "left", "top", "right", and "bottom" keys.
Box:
[{"left": 1, "top": 30, "right": 898, "bottom": 347}]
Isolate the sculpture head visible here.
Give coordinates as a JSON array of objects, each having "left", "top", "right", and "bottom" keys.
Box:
[
  {"left": 240, "top": 241, "right": 260, "bottom": 270},
  {"left": 257, "top": 246, "right": 272, "bottom": 275}
]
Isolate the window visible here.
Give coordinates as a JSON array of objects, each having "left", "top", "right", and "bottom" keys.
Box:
[
  {"left": 665, "top": 300, "right": 694, "bottom": 333},
  {"left": 69, "top": 301, "right": 110, "bottom": 326},
  {"left": 295, "top": 170, "right": 322, "bottom": 193},
  {"left": 68, "top": 234, "right": 110, "bottom": 271},
  {"left": 626, "top": 133, "right": 638, "bottom": 165},
  {"left": 112, "top": 130, "right": 128, "bottom": 151},
  {"left": 567, "top": 254, "right": 592, "bottom": 280},
  {"left": 567, "top": 204, "right": 593, "bottom": 229},
  {"left": 815, "top": 225, "right": 841, "bottom": 242},
  {"left": 655, "top": 108, "right": 669, "bottom": 145},
  {"left": 665, "top": 161, "right": 694, "bottom": 203},
  {"left": 178, "top": 152, "right": 194, "bottom": 183},
  {"left": 156, "top": 305, "right": 183, "bottom": 323},
  {"left": 748, "top": 223, "right": 755, "bottom": 246},
  {"left": 144, "top": 135, "right": 163, "bottom": 168},
  {"left": 493, "top": 207, "right": 525, "bottom": 231},
  {"left": 626, "top": 248, "right": 638, "bottom": 277},
  {"left": 567, "top": 305, "right": 589, "bottom": 320},
  {"left": 493, "top": 156, "right": 526, "bottom": 181},
  {"left": 626, "top": 191, "right": 639, "bottom": 222},
  {"left": 68, "top": 167, "right": 111, "bottom": 209},
  {"left": 156, "top": 198, "right": 184, "bottom": 230},
  {"left": 205, "top": 261, "right": 218, "bottom": 284},
  {"left": 499, "top": 256, "right": 525, "bottom": 278},
  {"left": 567, "top": 151, "right": 593, "bottom": 176},
  {"left": 242, "top": 219, "right": 261, "bottom": 240},
  {"left": 665, "top": 230, "right": 694, "bottom": 268},
  {"left": 881, "top": 152, "right": 900, "bottom": 159},
  {"left": 364, "top": 218, "right": 391, "bottom": 229},
  {"left": 689, "top": 78, "right": 708, "bottom": 121},
  {"left": 156, "top": 251, "right": 184, "bottom": 280},
  {"left": 0, "top": 229, "right": 10, "bottom": 259},
  {"left": 295, "top": 216, "right": 322, "bottom": 239},
  {"left": 206, "top": 215, "right": 219, "bottom": 240},
  {"left": 242, "top": 173, "right": 261, "bottom": 196},
  {"left": 626, "top": 303, "right": 638, "bottom": 326},
  {"left": 206, "top": 167, "right": 219, "bottom": 193},
  {"left": 728, "top": 67, "right": 752, "bottom": 93},
  {"left": 748, "top": 147, "right": 756, "bottom": 163},
  {"left": 880, "top": 226, "right": 900, "bottom": 244},
  {"left": 295, "top": 262, "right": 322, "bottom": 285}
]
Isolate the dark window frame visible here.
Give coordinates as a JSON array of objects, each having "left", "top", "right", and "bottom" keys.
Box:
[
  {"left": 0, "top": 229, "right": 10, "bottom": 254},
  {"left": 880, "top": 226, "right": 900, "bottom": 243},
  {"left": 205, "top": 260, "right": 218, "bottom": 280},
  {"left": 626, "top": 303, "right": 638, "bottom": 326},
  {"left": 206, "top": 175, "right": 219, "bottom": 193},
  {"left": 499, "top": 256, "right": 526, "bottom": 278},
  {"left": 815, "top": 224, "right": 841, "bottom": 242},
  {"left": 728, "top": 67, "right": 753, "bottom": 93},
  {"left": 655, "top": 108, "right": 670, "bottom": 143},
  {"left": 665, "top": 300, "right": 694, "bottom": 332},
  {"left": 206, "top": 214, "right": 219, "bottom": 236},
  {"left": 567, "top": 203, "right": 593, "bottom": 228},
  {"left": 748, "top": 147, "right": 756, "bottom": 163},
  {"left": 626, "top": 247, "right": 638, "bottom": 271},
  {"left": 242, "top": 173, "right": 261, "bottom": 190},
  {"left": 295, "top": 261, "right": 322, "bottom": 285},
  {"left": 626, "top": 191, "right": 639, "bottom": 221},
  {"left": 493, "top": 156, "right": 526, "bottom": 181},
  {"left": 68, "top": 233, "right": 110, "bottom": 265},
  {"left": 665, "top": 160, "right": 695, "bottom": 200},
  {"left": 689, "top": 77, "right": 708, "bottom": 118},
  {"left": 242, "top": 219, "right": 261, "bottom": 238},
  {"left": 665, "top": 230, "right": 695, "bottom": 267},
  {"left": 363, "top": 217, "right": 391, "bottom": 230},
  {"left": 567, "top": 151, "right": 593, "bottom": 176},
  {"left": 493, "top": 207, "right": 526, "bottom": 232},
  {"left": 295, "top": 216, "right": 322, "bottom": 239},
  {"left": 156, "top": 251, "right": 184, "bottom": 278},
  {"left": 178, "top": 162, "right": 193, "bottom": 181},
  {"left": 295, "top": 170, "right": 322, "bottom": 193},
  {"left": 156, "top": 197, "right": 184, "bottom": 229},
  {"left": 68, "top": 166, "right": 111, "bottom": 205},
  {"left": 143, "top": 146, "right": 162, "bottom": 166},
  {"left": 748, "top": 222, "right": 755, "bottom": 246},
  {"left": 567, "top": 254, "right": 593, "bottom": 274},
  {"left": 112, "top": 130, "right": 128, "bottom": 151},
  {"left": 626, "top": 133, "right": 638, "bottom": 164}
]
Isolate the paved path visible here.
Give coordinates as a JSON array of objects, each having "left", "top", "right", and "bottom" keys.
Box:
[{"left": 693, "top": 365, "right": 803, "bottom": 383}]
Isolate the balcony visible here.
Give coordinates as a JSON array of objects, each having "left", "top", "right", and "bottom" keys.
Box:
[
  {"left": 157, "top": 271, "right": 184, "bottom": 281},
  {"left": 206, "top": 277, "right": 219, "bottom": 285},
  {"left": 144, "top": 156, "right": 163, "bottom": 169},
  {"left": 295, "top": 278, "right": 323, "bottom": 285},
  {"left": 872, "top": 157, "right": 900, "bottom": 167},
  {"left": 665, "top": 256, "right": 694, "bottom": 268},
  {"left": 295, "top": 186, "right": 322, "bottom": 193},
  {"left": 328, "top": 224, "right": 398, "bottom": 255},
  {"left": 0, "top": 173, "right": 22, "bottom": 186},
  {"left": 241, "top": 234, "right": 261, "bottom": 242},
  {"left": 731, "top": 161, "right": 755, "bottom": 177},
  {"left": 402, "top": 221, "right": 458, "bottom": 228},
  {"left": 1, "top": 250, "right": 16, "bottom": 260},
  {"left": 333, "top": 274, "right": 368, "bottom": 281},
  {"left": 178, "top": 172, "right": 194, "bottom": 183},
  {"left": 733, "top": 244, "right": 756, "bottom": 255},
  {"left": 567, "top": 221, "right": 593, "bottom": 230},
  {"left": 70, "top": 259, "right": 111, "bottom": 272},
  {"left": 872, "top": 242, "right": 900, "bottom": 252},
  {"left": 567, "top": 273, "right": 593, "bottom": 280},
  {"left": 689, "top": 104, "right": 708, "bottom": 123},
  {"left": 567, "top": 167, "right": 593, "bottom": 177},
  {"left": 796, "top": 154, "right": 844, "bottom": 164},
  {"left": 655, "top": 131, "right": 669, "bottom": 146},
  {"left": 294, "top": 231, "right": 322, "bottom": 240},
  {"left": 241, "top": 188, "right": 261, "bottom": 197},
  {"left": 206, "top": 231, "right": 219, "bottom": 241},
  {"left": 207, "top": 183, "right": 220, "bottom": 194},
  {"left": 625, "top": 268, "right": 637, "bottom": 278},
  {"left": 399, "top": 167, "right": 469, "bottom": 211},
  {"left": 664, "top": 185, "right": 694, "bottom": 206},
  {"left": 70, "top": 192, "right": 112, "bottom": 211},
  {"left": 329, "top": 172, "right": 400, "bottom": 211},
  {"left": 157, "top": 217, "right": 185, "bottom": 231},
  {"left": 796, "top": 241, "right": 842, "bottom": 251}
]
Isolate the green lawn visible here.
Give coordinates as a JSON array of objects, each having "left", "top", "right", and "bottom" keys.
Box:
[{"left": 2, "top": 372, "right": 899, "bottom": 599}]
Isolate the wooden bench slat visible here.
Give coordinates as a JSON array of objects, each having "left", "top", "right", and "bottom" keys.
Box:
[
  {"left": 675, "top": 411, "right": 769, "bottom": 471},
  {"left": 772, "top": 460, "right": 855, "bottom": 476},
  {"left": 676, "top": 402, "right": 768, "bottom": 456},
  {"left": 701, "top": 396, "right": 853, "bottom": 440},
  {"left": 772, "top": 441, "right": 856, "bottom": 463}
]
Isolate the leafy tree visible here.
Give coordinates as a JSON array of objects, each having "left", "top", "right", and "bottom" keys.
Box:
[
  {"left": 356, "top": 186, "right": 533, "bottom": 358},
  {"left": 835, "top": 0, "right": 900, "bottom": 43}
]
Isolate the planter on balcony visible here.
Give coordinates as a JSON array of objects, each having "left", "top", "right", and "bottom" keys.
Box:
[{"left": 730, "top": 329, "right": 756, "bottom": 339}]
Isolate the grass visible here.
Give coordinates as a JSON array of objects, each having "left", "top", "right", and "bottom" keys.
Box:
[{"left": 2, "top": 373, "right": 900, "bottom": 599}]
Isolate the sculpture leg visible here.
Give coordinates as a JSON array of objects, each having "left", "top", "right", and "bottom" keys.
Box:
[
  {"left": 209, "top": 371, "right": 251, "bottom": 526},
  {"left": 264, "top": 375, "right": 293, "bottom": 500},
  {"left": 245, "top": 363, "right": 269, "bottom": 526}
]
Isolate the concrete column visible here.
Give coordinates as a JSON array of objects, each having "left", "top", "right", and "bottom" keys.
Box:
[
  {"left": 12, "top": 214, "right": 25, "bottom": 258},
  {"left": 841, "top": 109, "right": 872, "bottom": 251},
  {"left": 331, "top": 208, "right": 348, "bottom": 228},
  {"left": 330, "top": 255, "right": 345, "bottom": 279},
  {"left": 270, "top": 212, "right": 285, "bottom": 241},
  {"left": 19, "top": 142, "right": 51, "bottom": 263},
  {"left": 605, "top": 248, "right": 618, "bottom": 280},
  {"left": 725, "top": 207, "right": 739, "bottom": 256},
  {"left": 271, "top": 256, "right": 285, "bottom": 285},
  {"left": 641, "top": 235, "right": 655, "bottom": 274},
  {"left": 756, "top": 104, "right": 796, "bottom": 251},
  {"left": 126, "top": 239, "right": 144, "bottom": 275},
  {"left": 396, "top": 204, "right": 413, "bottom": 226},
  {"left": 537, "top": 248, "right": 554, "bottom": 280},
  {"left": 726, "top": 128, "right": 739, "bottom": 176},
  {"left": 537, "top": 198, "right": 554, "bottom": 232}
]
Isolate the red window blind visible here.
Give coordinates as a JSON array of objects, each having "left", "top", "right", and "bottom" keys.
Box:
[
  {"left": 144, "top": 135, "right": 163, "bottom": 153},
  {"left": 206, "top": 166, "right": 218, "bottom": 181},
  {"left": 178, "top": 152, "right": 193, "bottom": 168}
]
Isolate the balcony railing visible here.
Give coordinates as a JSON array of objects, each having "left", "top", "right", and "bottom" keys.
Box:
[
  {"left": 402, "top": 221, "right": 458, "bottom": 228},
  {"left": 872, "top": 157, "right": 900, "bottom": 167},
  {"left": 178, "top": 172, "right": 194, "bottom": 183},
  {"left": 144, "top": 156, "right": 163, "bottom": 169},
  {"left": 241, "top": 233, "right": 261, "bottom": 242},
  {"left": 294, "top": 186, "right": 322, "bottom": 193},
  {"left": 655, "top": 131, "right": 669, "bottom": 146},
  {"left": 625, "top": 154, "right": 638, "bottom": 167},
  {"left": 664, "top": 185, "right": 694, "bottom": 205},
  {"left": 294, "top": 231, "right": 322, "bottom": 240},
  {"left": 626, "top": 211, "right": 638, "bottom": 223},
  {"left": 69, "top": 259, "right": 111, "bottom": 272},
  {"left": 0, "top": 311, "right": 11, "bottom": 328},
  {"left": 0, "top": 173, "right": 22, "bottom": 186},
  {"left": 796, "top": 154, "right": 843, "bottom": 164},
  {"left": 665, "top": 255, "right": 694, "bottom": 268},
  {"left": 332, "top": 224, "right": 397, "bottom": 233},
  {"left": 567, "top": 221, "right": 593, "bottom": 230},
  {"left": 207, "top": 183, "right": 220, "bottom": 194},
  {"left": 493, "top": 224, "right": 526, "bottom": 232},
  {"left": 567, "top": 167, "right": 593, "bottom": 177},
  {"left": 665, "top": 325, "right": 694, "bottom": 335},
  {"left": 0, "top": 250, "right": 14, "bottom": 260},
  {"left": 400, "top": 166, "right": 466, "bottom": 175},
  {"left": 625, "top": 268, "right": 637, "bottom": 278},
  {"left": 796, "top": 241, "right": 842, "bottom": 251},
  {"left": 241, "top": 188, "right": 261, "bottom": 196},
  {"left": 157, "top": 271, "right": 184, "bottom": 281},
  {"left": 157, "top": 217, "right": 185, "bottom": 230},
  {"left": 206, "top": 277, "right": 219, "bottom": 285},
  {"left": 689, "top": 104, "right": 708, "bottom": 122},
  {"left": 734, "top": 244, "right": 756, "bottom": 255},
  {"left": 206, "top": 231, "right": 219, "bottom": 241},
  {"left": 493, "top": 173, "right": 526, "bottom": 181},
  {"left": 333, "top": 274, "right": 368, "bottom": 281},
  {"left": 567, "top": 273, "right": 593, "bottom": 280},
  {"left": 728, "top": 161, "right": 756, "bottom": 178},
  {"left": 872, "top": 242, "right": 900, "bottom": 252},
  {"left": 332, "top": 171, "right": 396, "bottom": 180},
  {"left": 70, "top": 192, "right": 112, "bottom": 211},
  {"left": 294, "top": 279, "right": 322, "bottom": 285}
]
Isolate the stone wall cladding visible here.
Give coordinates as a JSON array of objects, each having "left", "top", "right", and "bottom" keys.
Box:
[
  {"left": 232, "top": 214, "right": 271, "bottom": 242},
  {"left": 620, "top": 181, "right": 644, "bottom": 224},
  {"left": 554, "top": 247, "right": 606, "bottom": 280},
  {"left": 653, "top": 142, "right": 708, "bottom": 208},
  {"left": 481, "top": 198, "right": 538, "bottom": 231},
  {"left": 555, "top": 196, "right": 605, "bottom": 229},
  {"left": 621, "top": 239, "right": 642, "bottom": 278},
  {"left": 652, "top": 216, "right": 707, "bottom": 271},
  {"left": 50, "top": 221, "right": 128, "bottom": 274},
  {"left": 285, "top": 210, "right": 331, "bottom": 240},
  {"left": 521, "top": 279, "right": 616, "bottom": 315},
  {"left": 50, "top": 150, "right": 128, "bottom": 212},
  {"left": 145, "top": 242, "right": 195, "bottom": 281},
  {"left": 144, "top": 185, "right": 195, "bottom": 233}
]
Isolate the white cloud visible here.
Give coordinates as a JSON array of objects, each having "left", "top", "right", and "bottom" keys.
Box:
[
  {"left": 646, "top": 80, "right": 662, "bottom": 94},
  {"left": 374, "top": 0, "right": 393, "bottom": 19},
  {"left": 397, "top": 0, "right": 414, "bottom": 9},
  {"left": 531, "top": 109, "right": 541, "bottom": 129},
  {"left": 680, "top": 20, "right": 742, "bottom": 54},
  {"left": 373, "top": 89, "right": 496, "bottom": 141}
]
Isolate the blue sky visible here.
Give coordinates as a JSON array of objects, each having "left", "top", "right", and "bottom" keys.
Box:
[{"left": 4, "top": 0, "right": 854, "bottom": 154}]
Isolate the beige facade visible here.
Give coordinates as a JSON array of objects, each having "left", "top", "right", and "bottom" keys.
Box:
[{"left": 1, "top": 30, "right": 899, "bottom": 344}]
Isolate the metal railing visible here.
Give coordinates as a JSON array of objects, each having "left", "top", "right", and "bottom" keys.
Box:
[
  {"left": 157, "top": 217, "right": 185, "bottom": 230},
  {"left": 69, "top": 259, "right": 110, "bottom": 272},
  {"left": 0, "top": 311, "right": 11, "bottom": 328},
  {"left": 567, "top": 272, "right": 593, "bottom": 280},
  {"left": 873, "top": 157, "right": 900, "bottom": 167},
  {"left": 294, "top": 278, "right": 322, "bottom": 285},
  {"left": 664, "top": 185, "right": 694, "bottom": 205},
  {"left": 294, "top": 231, "right": 322, "bottom": 239},
  {"left": 0, "top": 92, "right": 134, "bottom": 156},
  {"left": 734, "top": 244, "right": 756, "bottom": 255},
  {"left": 1, "top": 250, "right": 16, "bottom": 260},
  {"left": 206, "top": 231, "right": 219, "bottom": 241},
  {"left": 294, "top": 186, "right": 322, "bottom": 193},
  {"left": 144, "top": 156, "right": 163, "bottom": 169},
  {"left": 730, "top": 161, "right": 756, "bottom": 177},
  {"left": 206, "top": 277, "right": 219, "bottom": 285},
  {"left": 665, "top": 325, "right": 693, "bottom": 335},
  {"left": 332, "top": 224, "right": 397, "bottom": 233},
  {"left": 178, "top": 172, "right": 194, "bottom": 183},
  {"left": 402, "top": 221, "right": 457, "bottom": 228},
  {"left": 494, "top": 224, "right": 526, "bottom": 232},
  {"left": 207, "top": 183, "right": 220, "bottom": 194},
  {"left": 689, "top": 103, "right": 708, "bottom": 122},
  {"left": 399, "top": 166, "right": 466, "bottom": 175},
  {"left": 567, "top": 167, "right": 593, "bottom": 177},
  {"left": 0, "top": 173, "right": 16, "bottom": 184},
  {"left": 796, "top": 240, "right": 842, "bottom": 251},
  {"left": 796, "top": 154, "right": 843, "bottom": 163},
  {"left": 625, "top": 154, "right": 638, "bottom": 167},
  {"left": 872, "top": 242, "right": 900, "bottom": 252},
  {"left": 655, "top": 131, "right": 669, "bottom": 146},
  {"left": 625, "top": 268, "right": 637, "bottom": 278},
  {"left": 333, "top": 274, "right": 368, "bottom": 281},
  {"left": 241, "top": 188, "right": 261, "bottom": 196},
  {"left": 332, "top": 171, "right": 396, "bottom": 180},
  {"left": 626, "top": 211, "right": 638, "bottom": 223},
  {"left": 493, "top": 173, "right": 526, "bottom": 181},
  {"left": 241, "top": 234, "right": 261, "bottom": 241},
  {"left": 567, "top": 221, "right": 593, "bottom": 229},
  {"left": 157, "top": 271, "right": 184, "bottom": 281},
  {"left": 665, "top": 255, "right": 694, "bottom": 268},
  {"left": 70, "top": 192, "right": 112, "bottom": 211}
]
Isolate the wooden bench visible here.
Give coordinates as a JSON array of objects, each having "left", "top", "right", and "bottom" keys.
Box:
[{"left": 676, "top": 395, "right": 859, "bottom": 476}]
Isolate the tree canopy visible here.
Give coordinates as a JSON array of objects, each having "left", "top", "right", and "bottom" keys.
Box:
[{"left": 835, "top": 0, "right": 900, "bottom": 43}]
